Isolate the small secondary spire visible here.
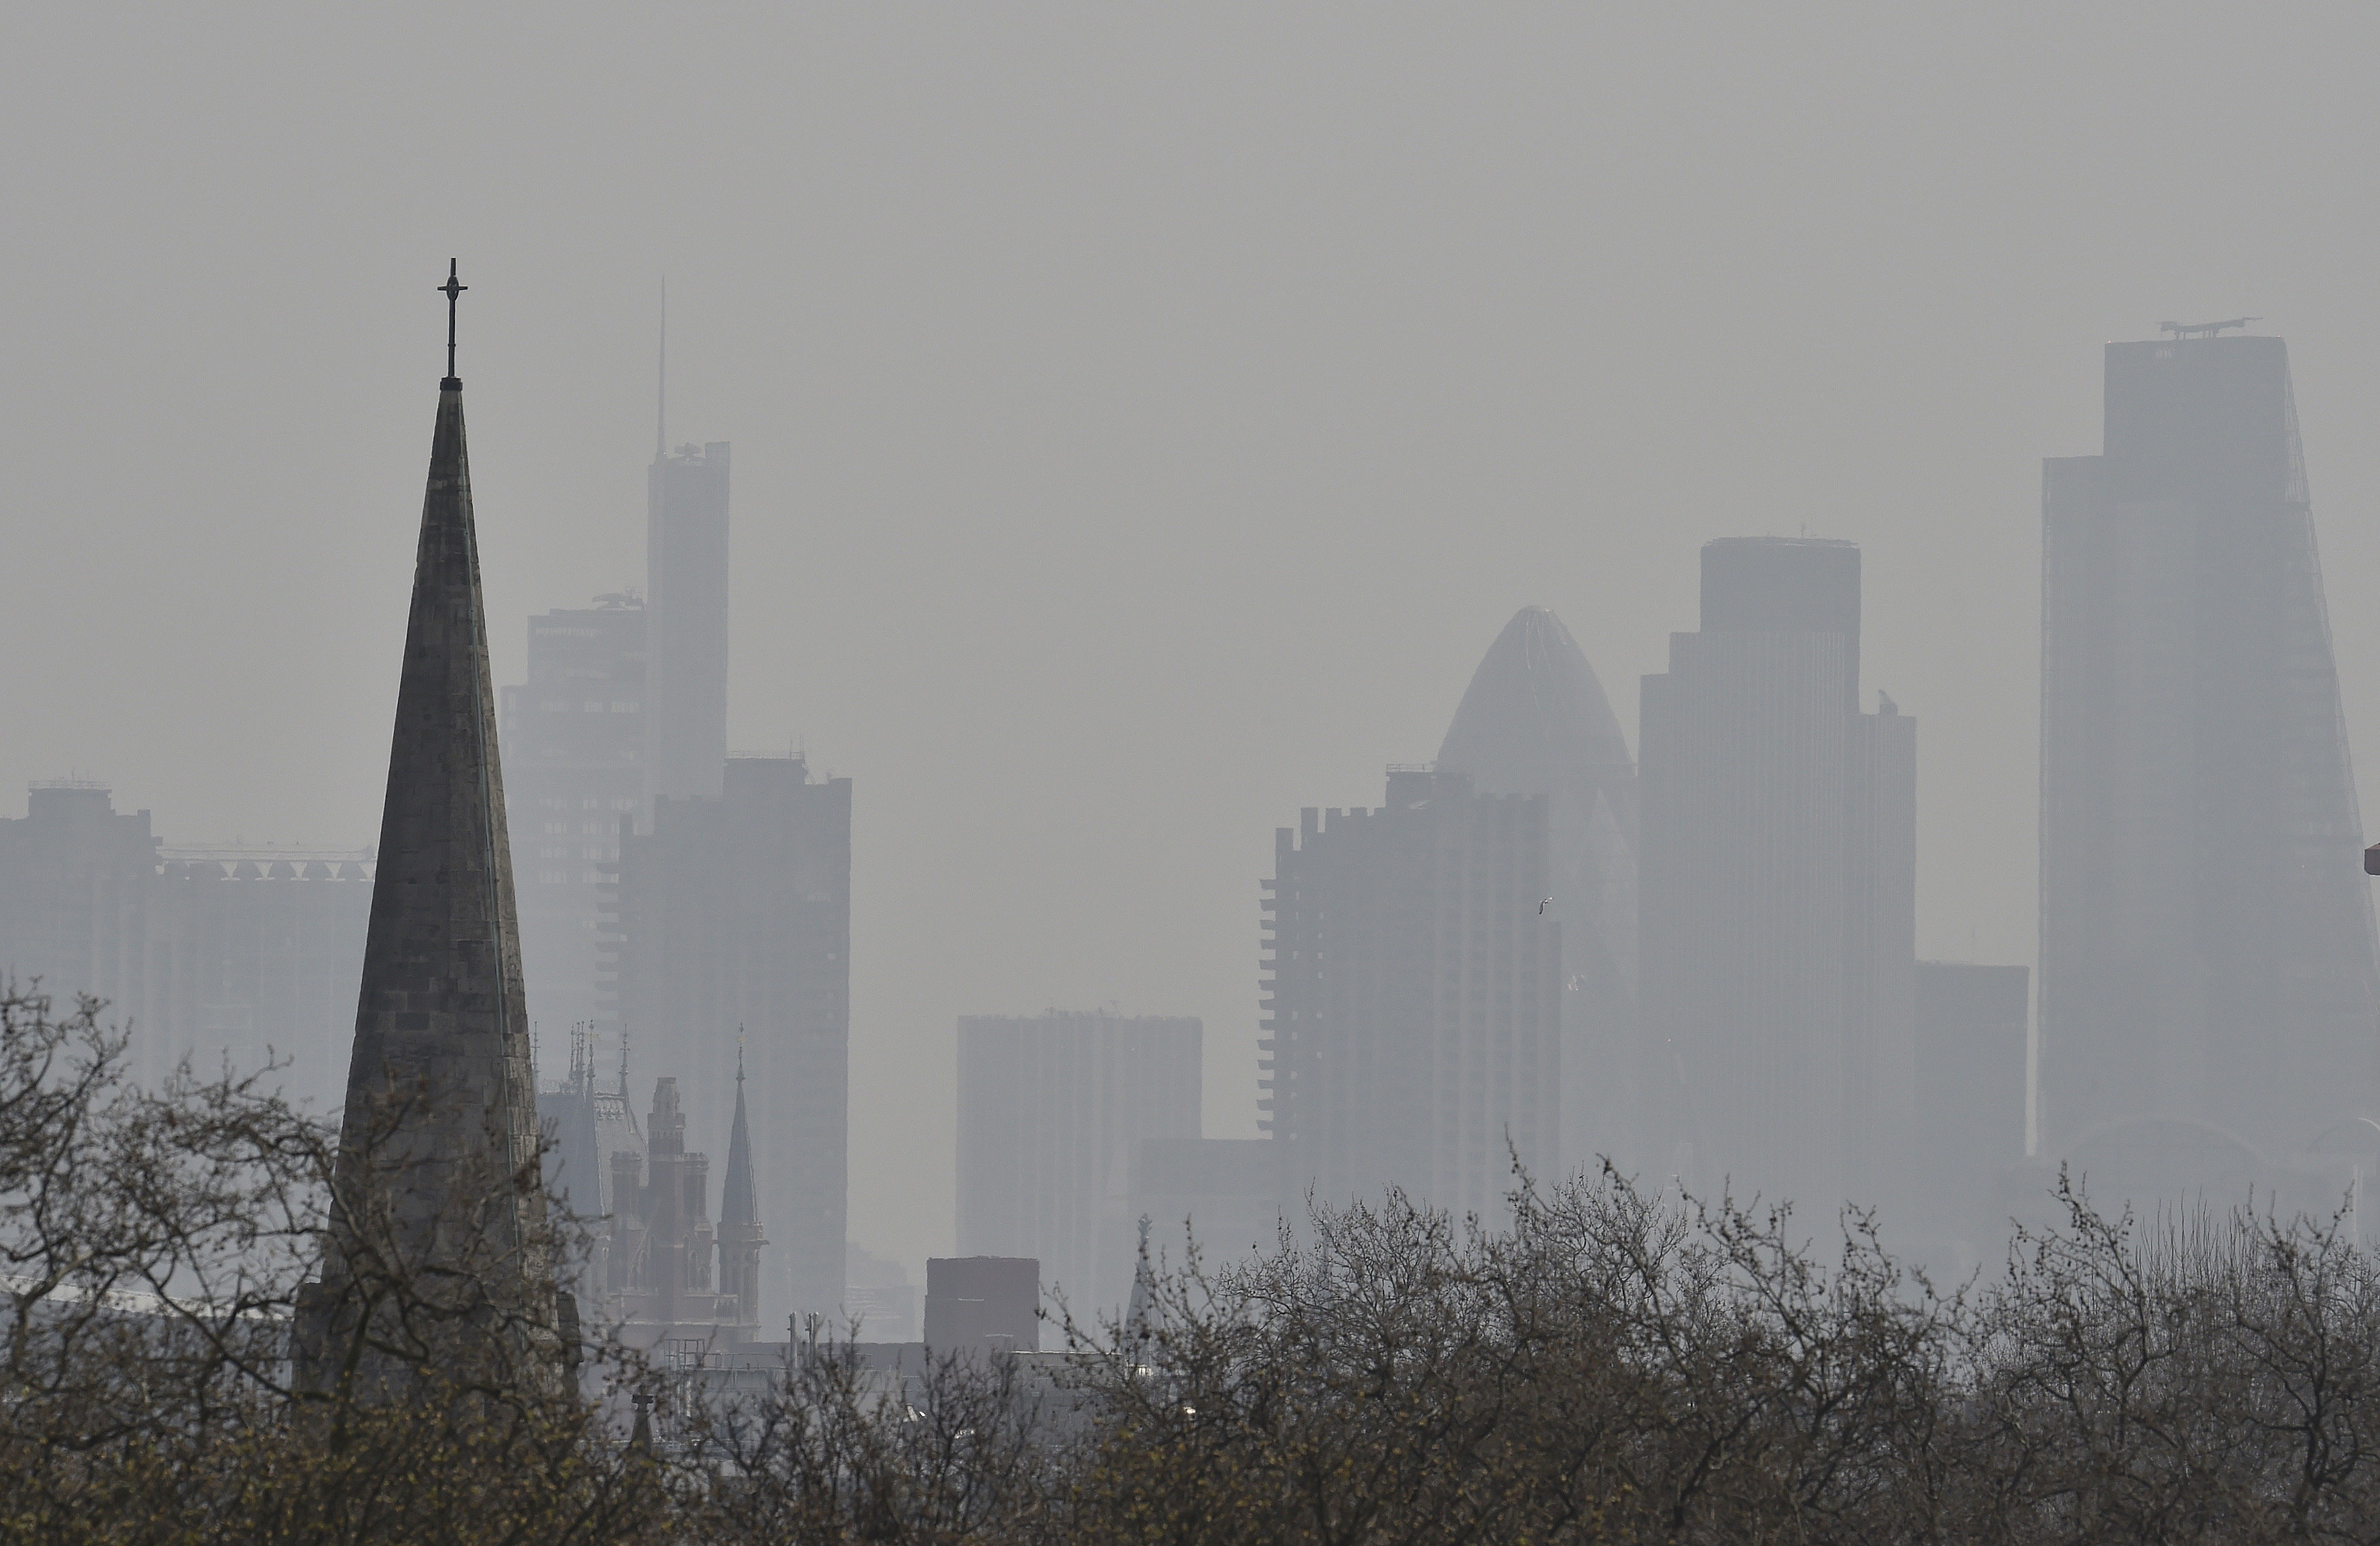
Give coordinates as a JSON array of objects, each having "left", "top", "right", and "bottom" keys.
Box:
[{"left": 439, "top": 259, "right": 467, "bottom": 387}]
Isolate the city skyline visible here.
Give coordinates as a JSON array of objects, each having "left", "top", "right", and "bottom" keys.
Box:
[{"left": 18, "top": 9, "right": 2380, "bottom": 1285}]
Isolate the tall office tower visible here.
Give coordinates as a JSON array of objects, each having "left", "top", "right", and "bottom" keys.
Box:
[
  {"left": 502, "top": 594, "right": 647, "bottom": 1043},
  {"left": 1262, "top": 768, "right": 1561, "bottom": 1220},
  {"left": 645, "top": 442, "right": 730, "bottom": 808},
  {"left": 1911, "top": 961, "right": 2028, "bottom": 1252},
  {"left": 607, "top": 754, "right": 850, "bottom": 1326},
  {"left": 1436, "top": 606, "right": 1638, "bottom": 1175},
  {"left": 953, "top": 1010, "right": 1202, "bottom": 1316},
  {"left": 2040, "top": 330, "right": 2380, "bottom": 1156},
  {"left": 1638, "top": 538, "right": 1916, "bottom": 1214}
]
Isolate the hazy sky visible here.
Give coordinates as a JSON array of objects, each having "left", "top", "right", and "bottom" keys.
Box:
[{"left": 10, "top": 5, "right": 2380, "bottom": 1275}]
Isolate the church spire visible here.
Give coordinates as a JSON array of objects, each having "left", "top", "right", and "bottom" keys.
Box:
[
  {"left": 721, "top": 1039, "right": 758, "bottom": 1229},
  {"left": 715, "top": 1033, "right": 765, "bottom": 1334},
  {"left": 296, "top": 264, "right": 565, "bottom": 1392}
]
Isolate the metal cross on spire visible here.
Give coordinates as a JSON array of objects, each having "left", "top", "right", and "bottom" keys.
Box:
[{"left": 438, "top": 259, "right": 467, "bottom": 387}]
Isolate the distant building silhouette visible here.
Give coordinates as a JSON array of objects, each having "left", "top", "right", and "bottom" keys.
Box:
[
  {"left": 953, "top": 1010, "right": 1202, "bottom": 1317},
  {"left": 1910, "top": 961, "right": 2028, "bottom": 1259},
  {"left": 1263, "top": 767, "right": 1561, "bottom": 1220},
  {"left": 645, "top": 442, "right": 730, "bottom": 809},
  {"left": 598, "top": 1071, "right": 765, "bottom": 1347},
  {"left": 503, "top": 594, "right": 645, "bottom": 1040},
  {"left": 923, "top": 1256, "right": 1039, "bottom": 1354},
  {"left": 2039, "top": 332, "right": 2380, "bottom": 1156},
  {"left": 1435, "top": 606, "right": 1638, "bottom": 1176},
  {"left": 1127, "top": 1136, "right": 1282, "bottom": 1279},
  {"left": 606, "top": 754, "right": 849, "bottom": 1328},
  {"left": 0, "top": 784, "right": 373, "bottom": 1112},
  {"left": 537, "top": 1023, "right": 646, "bottom": 1310},
  {"left": 1637, "top": 537, "right": 1916, "bottom": 1213}
]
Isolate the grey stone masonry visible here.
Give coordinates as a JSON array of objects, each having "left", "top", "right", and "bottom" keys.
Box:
[{"left": 298, "top": 379, "right": 564, "bottom": 1390}]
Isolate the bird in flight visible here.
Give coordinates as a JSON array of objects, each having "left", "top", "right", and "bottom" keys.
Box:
[{"left": 1539, "top": 897, "right": 1552, "bottom": 914}]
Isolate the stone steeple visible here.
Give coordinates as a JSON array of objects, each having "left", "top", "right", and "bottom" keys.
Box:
[
  {"left": 717, "top": 1048, "right": 765, "bottom": 1334},
  {"left": 296, "top": 266, "right": 566, "bottom": 1392}
]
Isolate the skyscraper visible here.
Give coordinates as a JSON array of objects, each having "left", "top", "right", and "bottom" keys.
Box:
[
  {"left": 645, "top": 442, "right": 730, "bottom": 808},
  {"left": 2039, "top": 330, "right": 2380, "bottom": 1155},
  {"left": 1435, "top": 607, "right": 1638, "bottom": 1175},
  {"left": 297, "top": 277, "right": 567, "bottom": 1389},
  {"left": 502, "top": 594, "right": 646, "bottom": 1039},
  {"left": 953, "top": 1010, "right": 1202, "bottom": 1316},
  {"left": 607, "top": 754, "right": 850, "bottom": 1326},
  {"left": 1262, "top": 768, "right": 1561, "bottom": 1221},
  {"left": 1637, "top": 538, "right": 1916, "bottom": 1213}
]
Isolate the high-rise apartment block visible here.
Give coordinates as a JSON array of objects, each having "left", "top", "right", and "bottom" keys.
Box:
[
  {"left": 501, "top": 594, "right": 646, "bottom": 1039},
  {"left": 0, "top": 783, "right": 373, "bottom": 1112},
  {"left": 2040, "top": 332, "right": 2380, "bottom": 1156},
  {"left": 953, "top": 1010, "right": 1202, "bottom": 1316},
  {"left": 607, "top": 755, "right": 850, "bottom": 1328},
  {"left": 646, "top": 442, "right": 730, "bottom": 808},
  {"left": 1262, "top": 768, "right": 1561, "bottom": 1221},
  {"left": 1637, "top": 538, "right": 1916, "bottom": 1212}
]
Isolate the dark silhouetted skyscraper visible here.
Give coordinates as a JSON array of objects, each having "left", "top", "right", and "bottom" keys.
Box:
[
  {"left": 2039, "top": 331, "right": 2380, "bottom": 1155},
  {"left": 1638, "top": 538, "right": 1916, "bottom": 1212}
]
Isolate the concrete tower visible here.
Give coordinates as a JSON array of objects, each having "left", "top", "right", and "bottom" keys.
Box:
[
  {"left": 1637, "top": 538, "right": 1916, "bottom": 1214},
  {"left": 2040, "top": 330, "right": 2380, "bottom": 1155},
  {"left": 297, "top": 268, "right": 565, "bottom": 1390},
  {"left": 1263, "top": 768, "right": 1561, "bottom": 1222}
]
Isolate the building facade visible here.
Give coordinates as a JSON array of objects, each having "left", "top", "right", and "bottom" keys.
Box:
[
  {"left": 0, "top": 784, "right": 374, "bottom": 1112},
  {"left": 2039, "top": 332, "right": 2380, "bottom": 1156},
  {"left": 606, "top": 754, "right": 850, "bottom": 1328},
  {"left": 501, "top": 594, "right": 646, "bottom": 1042},
  {"left": 1637, "top": 537, "right": 1916, "bottom": 1214},
  {"left": 954, "top": 1010, "right": 1202, "bottom": 1318},
  {"left": 1262, "top": 768, "right": 1561, "bottom": 1222},
  {"left": 1910, "top": 960, "right": 2028, "bottom": 1255}
]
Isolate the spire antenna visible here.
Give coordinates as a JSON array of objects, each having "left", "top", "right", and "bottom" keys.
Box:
[{"left": 438, "top": 259, "right": 467, "bottom": 388}]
